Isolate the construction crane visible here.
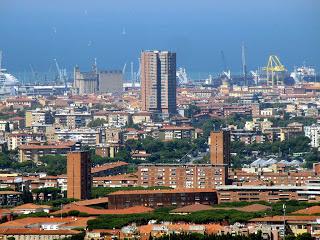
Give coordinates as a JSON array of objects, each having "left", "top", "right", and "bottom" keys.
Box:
[
  {"left": 263, "top": 55, "right": 286, "bottom": 87},
  {"left": 122, "top": 63, "right": 127, "bottom": 76},
  {"left": 220, "top": 50, "right": 227, "bottom": 72},
  {"left": 29, "top": 64, "right": 37, "bottom": 82},
  {"left": 54, "top": 59, "right": 67, "bottom": 91}
]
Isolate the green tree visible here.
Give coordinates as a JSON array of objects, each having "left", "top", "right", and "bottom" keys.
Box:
[
  {"left": 88, "top": 118, "right": 107, "bottom": 128},
  {"left": 186, "top": 104, "right": 201, "bottom": 118}
]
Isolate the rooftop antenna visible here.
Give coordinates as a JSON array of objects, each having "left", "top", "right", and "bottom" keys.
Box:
[{"left": 242, "top": 42, "right": 247, "bottom": 86}]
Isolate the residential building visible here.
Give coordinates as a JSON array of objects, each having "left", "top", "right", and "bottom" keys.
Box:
[
  {"left": 18, "top": 141, "right": 78, "bottom": 162},
  {"left": 54, "top": 109, "right": 92, "bottom": 129},
  {"left": 5, "top": 97, "right": 38, "bottom": 108},
  {"left": 0, "top": 191, "right": 22, "bottom": 206},
  {"left": 95, "top": 143, "right": 120, "bottom": 158},
  {"left": 107, "top": 112, "right": 130, "bottom": 127},
  {"left": 209, "top": 130, "right": 231, "bottom": 165},
  {"left": 132, "top": 112, "right": 151, "bottom": 124},
  {"left": 158, "top": 125, "right": 195, "bottom": 141},
  {"left": 25, "top": 110, "right": 54, "bottom": 127},
  {"left": 55, "top": 128, "right": 102, "bottom": 147},
  {"left": 67, "top": 151, "right": 92, "bottom": 200},
  {"left": 305, "top": 124, "right": 320, "bottom": 148},
  {"left": 137, "top": 164, "right": 228, "bottom": 189},
  {"left": 7, "top": 132, "right": 46, "bottom": 151},
  {"left": 140, "top": 50, "right": 176, "bottom": 115},
  {"left": 217, "top": 183, "right": 320, "bottom": 203}
]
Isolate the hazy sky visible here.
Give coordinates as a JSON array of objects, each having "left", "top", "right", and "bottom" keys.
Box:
[{"left": 1, "top": 0, "right": 319, "bottom": 76}]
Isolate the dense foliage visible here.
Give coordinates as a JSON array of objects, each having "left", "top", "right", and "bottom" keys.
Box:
[
  {"left": 230, "top": 136, "right": 311, "bottom": 168},
  {"left": 123, "top": 137, "right": 196, "bottom": 163},
  {"left": 91, "top": 186, "right": 172, "bottom": 198},
  {"left": 88, "top": 118, "right": 107, "bottom": 128},
  {"left": 87, "top": 200, "right": 317, "bottom": 230}
]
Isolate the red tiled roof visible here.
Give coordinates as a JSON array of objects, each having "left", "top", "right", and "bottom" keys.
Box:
[
  {"left": 52, "top": 204, "right": 153, "bottom": 215},
  {"left": 171, "top": 204, "right": 214, "bottom": 213},
  {"left": 0, "top": 217, "right": 94, "bottom": 228},
  {"left": 91, "top": 161, "right": 128, "bottom": 173},
  {"left": 74, "top": 197, "right": 109, "bottom": 206},
  {"left": 0, "top": 228, "right": 79, "bottom": 236},
  {"left": 293, "top": 206, "right": 320, "bottom": 215},
  {"left": 19, "top": 142, "right": 75, "bottom": 150},
  {"left": 250, "top": 215, "right": 320, "bottom": 222},
  {"left": 12, "top": 203, "right": 52, "bottom": 211}
]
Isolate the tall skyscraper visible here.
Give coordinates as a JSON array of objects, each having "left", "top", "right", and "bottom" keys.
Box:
[
  {"left": 141, "top": 50, "right": 176, "bottom": 115},
  {"left": 210, "top": 130, "right": 231, "bottom": 165},
  {"left": 67, "top": 151, "right": 92, "bottom": 200}
]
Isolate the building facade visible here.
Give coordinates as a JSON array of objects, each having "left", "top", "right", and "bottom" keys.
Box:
[
  {"left": 107, "top": 189, "right": 217, "bottom": 209},
  {"left": 98, "top": 70, "right": 123, "bottom": 94},
  {"left": 73, "top": 67, "right": 98, "bottom": 95},
  {"left": 209, "top": 130, "right": 231, "bottom": 165},
  {"left": 67, "top": 151, "right": 92, "bottom": 200},
  {"left": 137, "top": 164, "right": 227, "bottom": 189},
  {"left": 141, "top": 50, "right": 176, "bottom": 115}
]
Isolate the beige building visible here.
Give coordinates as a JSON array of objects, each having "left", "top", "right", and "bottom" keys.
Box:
[
  {"left": 25, "top": 110, "right": 54, "bottom": 127},
  {"left": 18, "top": 142, "right": 76, "bottom": 162},
  {"left": 132, "top": 112, "right": 151, "bottom": 124},
  {"left": 73, "top": 67, "right": 98, "bottom": 95},
  {"left": 141, "top": 50, "right": 176, "bottom": 114},
  {"left": 98, "top": 70, "right": 123, "bottom": 94}
]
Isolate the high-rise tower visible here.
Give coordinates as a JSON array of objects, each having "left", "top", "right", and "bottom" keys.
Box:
[
  {"left": 210, "top": 130, "right": 231, "bottom": 165},
  {"left": 140, "top": 50, "right": 176, "bottom": 115},
  {"left": 67, "top": 151, "right": 92, "bottom": 200}
]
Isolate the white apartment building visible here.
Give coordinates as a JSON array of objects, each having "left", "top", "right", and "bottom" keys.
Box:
[{"left": 305, "top": 124, "right": 320, "bottom": 148}]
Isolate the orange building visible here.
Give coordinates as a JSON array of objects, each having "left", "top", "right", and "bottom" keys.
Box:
[
  {"left": 210, "top": 130, "right": 231, "bottom": 165},
  {"left": 67, "top": 151, "right": 92, "bottom": 200}
]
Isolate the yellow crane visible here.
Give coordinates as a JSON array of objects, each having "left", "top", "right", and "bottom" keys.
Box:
[{"left": 263, "top": 55, "right": 286, "bottom": 87}]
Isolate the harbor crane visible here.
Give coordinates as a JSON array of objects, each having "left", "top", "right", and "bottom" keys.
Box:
[
  {"left": 54, "top": 59, "right": 67, "bottom": 91},
  {"left": 263, "top": 55, "right": 286, "bottom": 87},
  {"left": 122, "top": 63, "right": 127, "bottom": 76},
  {"left": 29, "top": 64, "right": 38, "bottom": 82}
]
